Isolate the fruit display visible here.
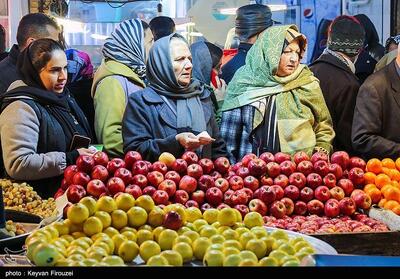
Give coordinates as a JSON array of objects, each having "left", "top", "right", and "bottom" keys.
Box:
[
  {"left": 363, "top": 158, "right": 400, "bottom": 215},
  {"left": 25, "top": 195, "right": 321, "bottom": 266},
  {"left": 5, "top": 220, "right": 26, "bottom": 237},
  {"left": 1, "top": 179, "right": 57, "bottom": 218}
]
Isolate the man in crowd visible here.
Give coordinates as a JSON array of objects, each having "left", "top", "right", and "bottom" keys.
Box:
[
  {"left": 149, "top": 16, "right": 175, "bottom": 41},
  {"left": 352, "top": 41, "right": 400, "bottom": 159},
  {"left": 310, "top": 15, "right": 365, "bottom": 154},
  {"left": 0, "top": 13, "right": 60, "bottom": 94},
  {"left": 220, "top": 4, "right": 273, "bottom": 84}
]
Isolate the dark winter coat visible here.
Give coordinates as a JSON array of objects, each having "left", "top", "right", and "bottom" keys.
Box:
[
  {"left": 309, "top": 52, "right": 361, "bottom": 154},
  {"left": 220, "top": 42, "right": 252, "bottom": 84},
  {"left": 352, "top": 60, "right": 400, "bottom": 159},
  {"left": 0, "top": 44, "right": 19, "bottom": 94}
]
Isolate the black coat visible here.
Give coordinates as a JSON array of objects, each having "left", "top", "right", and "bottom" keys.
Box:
[
  {"left": 0, "top": 45, "right": 19, "bottom": 94},
  {"left": 309, "top": 53, "right": 360, "bottom": 155},
  {"left": 122, "top": 87, "right": 227, "bottom": 162},
  {"left": 352, "top": 60, "right": 400, "bottom": 159},
  {"left": 220, "top": 43, "right": 252, "bottom": 84}
]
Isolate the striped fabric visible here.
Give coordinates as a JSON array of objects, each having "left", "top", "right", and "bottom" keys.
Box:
[{"left": 102, "top": 18, "right": 146, "bottom": 79}]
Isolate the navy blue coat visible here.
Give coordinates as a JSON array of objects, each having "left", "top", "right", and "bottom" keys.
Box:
[
  {"left": 122, "top": 87, "right": 227, "bottom": 162},
  {"left": 220, "top": 43, "right": 252, "bottom": 84}
]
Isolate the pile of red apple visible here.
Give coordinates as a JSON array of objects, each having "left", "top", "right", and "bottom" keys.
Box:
[
  {"left": 56, "top": 150, "right": 374, "bottom": 221},
  {"left": 263, "top": 213, "right": 389, "bottom": 234}
]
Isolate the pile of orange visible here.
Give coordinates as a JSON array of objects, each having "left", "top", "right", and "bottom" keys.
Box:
[{"left": 363, "top": 158, "right": 400, "bottom": 215}]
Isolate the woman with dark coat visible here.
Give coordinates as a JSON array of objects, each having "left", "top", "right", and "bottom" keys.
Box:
[
  {"left": 0, "top": 39, "right": 94, "bottom": 198},
  {"left": 122, "top": 33, "right": 227, "bottom": 162}
]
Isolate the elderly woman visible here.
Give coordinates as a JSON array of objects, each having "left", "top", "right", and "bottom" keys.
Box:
[
  {"left": 220, "top": 25, "right": 334, "bottom": 164},
  {"left": 122, "top": 33, "right": 227, "bottom": 162},
  {"left": 92, "top": 19, "right": 154, "bottom": 157},
  {"left": 0, "top": 39, "right": 93, "bottom": 197}
]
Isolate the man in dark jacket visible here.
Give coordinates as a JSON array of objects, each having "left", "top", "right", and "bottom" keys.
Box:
[
  {"left": 220, "top": 4, "right": 273, "bottom": 84},
  {"left": 310, "top": 15, "right": 365, "bottom": 154},
  {"left": 0, "top": 13, "right": 60, "bottom": 94},
  {"left": 352, "top": 47, "right": 400, "bottom": 159}
]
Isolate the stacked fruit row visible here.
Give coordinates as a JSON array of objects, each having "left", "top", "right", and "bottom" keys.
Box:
[
  {"left": 26, "top": 194, "right": 317, "bottom": 267},
  {"left": 1, "top": 179, "right": 57, "bottom": 218}
]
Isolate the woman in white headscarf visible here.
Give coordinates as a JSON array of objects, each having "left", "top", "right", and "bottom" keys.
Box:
[
  {"left": 122, "top": 33, "right": 227, "bottom": 161},
  {"left": 92, "top": 18, "right": 154, "bottom": 157}
]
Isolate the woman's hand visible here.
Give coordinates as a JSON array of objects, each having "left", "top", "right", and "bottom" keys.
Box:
[
  {"left": 77, "top": 148, "right": 96, "bottom": 156},
  {"left": 211, "top": 76, "right": 227, "bottom": 102},
  {"left": 176, "top": 132, "right": 202, "bottom": 151}
]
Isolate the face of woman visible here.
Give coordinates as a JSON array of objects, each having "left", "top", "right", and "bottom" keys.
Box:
[
  {"left": 144, "top": 28, "right": 154, "bottom": 62},
  {"left": 388, "top": 42, "right": 398, "bottom": 53},
  {"left": 39, "top": 49, "right": 68, "bottom": 94},
  {"left": 170, "top": 39, "right": 193, "bottom": 87},
  {"left": 276, "top": 39, "right": 302, "bottom": 77}
]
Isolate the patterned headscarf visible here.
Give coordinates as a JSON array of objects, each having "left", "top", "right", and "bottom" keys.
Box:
[
  {"left": 65, "top": 48, "right": 94, "bottom": 83},
  {"left": 102, "top": 18, "right": 146, "bottom": 79}
]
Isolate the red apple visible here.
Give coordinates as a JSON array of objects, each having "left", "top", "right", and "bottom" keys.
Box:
[
  {"left": 339, "top": 197, "right": 356, "bottom": 215},
  {"left": 87, "top": 179, "right": 107, "bottom": 198},
  {"left": 63, "top": 203, "right": 72, "bottom": 219},
  {"left": 66, "top": 184, "right": 86, "bottom": 203},
  {"left": 330, "top": 186, "right": 345, "bottom": 201},
  {"left": 214, "top": 177, "right": 229, "bottom": 192},
  {"left": 132, "top": 174, "right": 148, "bottom": 189},
  {"left": 200, "top": 203, "right": 213, "bottom": 212},
  {"left": 248, "top": 159, "right": 267, "bottom": 177},
  {"left": 187, "top": 164, "right": 204, "bottom": 179},
  {"left": 107, "top": 177, "right": 125, "bottom": 195},
  {"left": 158, "top": 179, "right": 177, "bottom": 197},
  {"left": 241, "top": 153, "right": 258, "bottom": 167},
  {"left": 191, "top": 190, "right": 205, "bottom": 205},
  {"left": 214, "top": 157, "right": 231, "bottom": 174},
  {"left": 313, "top": 160, "right": 329, "bottom": 177},
  {"left": 274, "top": 152, "right": 291, "bottom": 164},
  {"left": 311, "top": 152, "right": 329, "bottom": 164},
  {"left": 125, "top": 184, "right": 142, "bottom": 199},
  {"left": 142, "top": 186, "right": 156, "bottom": 197},
  {"left": 206, "top": 187, "right": 223, "bottom": 206},
  {"left": 337, "top": 179, "right": 354, "bottom": 196},
  {"left": 280, "top": 160, "right": 296, "bottom": 177},
  {"left": 294, "top": 200, "right": 308, "bottom": 215},
  {"left": 131, "top": 160, "right": 149, "bottom": 176},
  {"left": 289, "top": 172, "right": 307, "bottom": 189},
  {"left": 217, "top": 203, "right": 230, "bottom": 210},
  {"left": 314, "top": 186, "right": 331, "bottom": 202},
  {"left": 351, "top": 191, "right": 372, "bottom": 210},
  {"left": 348, "top": 167, "right": 365, "bottom": 186},
  {"left": 300, "top": 187, "right": 314, "bottom": 202},
  {"left": 323, "top": 173, "right": 337, "bottom": 189},
  {"left": 243, "top": 175, "right": 260, "bottom": 191},
  {"left": 198, "top": 175, "right": 215, "bottom": 192},
  {"left": 185, "top": 200, "right": 199, "bottom": 208},
  {"left": 249, "top": 199, "right": 268, "bottom": 216},
  {"left": 293, "top": 151, "right": 310, "bottom": 165},
  {"left": 324, "top": 199, "right": 340, "bottom": 217},
  {"left": 114, "top": 167, "right": 133, "bottom": 185},
  {"left": 259, "top": 186, "right": 276, "bottom": 205},
  {"left": 274, "top": 174, "right": 289, "bottom": 188},
  {"left": 306, "top": 173, "right": 322, "bottom": 189},
  {"left": 91, "top": 165, "right": 109, "bottom": 182},
  {"left": 76, "top": 155, "right": 95, "bottom": 173},
  {"left": 328, "top": 163, "right": 343, "bottom": 180},
  {"left": 270, "top": 201, "right": 287, "bottom": 219},
  {"left": 72, "top": 172, "right": 91, "bottom": 187},
  {"left": 171, "top": 159, "right": 188, "bottom": 175},
  {"left": 152, "top": 161, "right": 168, "bottom": 175},
  {"left": 228, "top": 175, "right": 243, "bottom": 191},
  {"left": 174, "top": 189, "right": 189, "bottom": 204},
  {"left": 147, "top": 171, "right": 164, "bottom": 187},
  {"left": 179, "top": 175, "right": 198, "bottom": 194},
  {"left": 242, "top": 188, "right": 253, "bottom": 202},
  {"left": 199, "top": 158, "right": 214, "bottom": 174},
  {"left": 60, "top": 178, "right": 69, "bottom": 190},
  {"left": 210, "top": 171, "right": 222, "bottom": 180},
  {"left": 152, "top": 190, "right": 169, "bottom": 205},
  {"left": 224, "top": 189, "right": 234, "bottom": 205},
  {"left": 163, "top": 211, "right": 183, "bottom": 230},
  {"left": 307, "top": 199, "right": 324, "bottom": 216},
  {"left": 230, "top": 190, "right": 248, "bottom": 205},
  {"left": 124, "top": 151, "right": 142, "bottom": 170},
  {"left": 236, "top": 167, "right": 250, "bottom": 178},
  {"left": 165, "top": 171, "right": 181, "bottom": 186},
  {"left": 224, "top": 170, "right": 236, "bottom": 180},
  {"left": 330, "top": 151, "right": 350, "bottom": 171},
  {"left": 296, "top": 160, "right": 314, "bottom": 176},
  {"left": 281, "top": 197, "right": 295, "bottom": 215},
  {"left": 266, "top": 162, "right": 281, "bottom": 178},
  {"left": 231, "top": 162, "right": 242, "bottom": 173},
  {"left": 106, "top": 158, "right": 125, "bottom": 175},
  {"left": 181, "top": 151, "right": 199, "bottom": 165},
  {"left": 260, "top": 175, "right": 274, "bottom": 186},
  {"left": 270, "top": 185, "right": 285, "bottom": 200},
  {"left": 92, "top": 151, "right": 109, "bottom": 167},
  {"left": 234, "top": 204, "right": 250, "bottom": 218},
  {"left": 349, "top": 157, "right": 367, "bottom": 170},
  {"left": 54, "top": 188, "right": 64, "bottom": 199},
  {"left": 259, "top": 152, "right": 275, "bottom": 164},
  {"left": 284, "top": 185, "right": 300, "bottom": 201},
  {"left": 64, "top": 165, "right": 79, "bottom": 185}
]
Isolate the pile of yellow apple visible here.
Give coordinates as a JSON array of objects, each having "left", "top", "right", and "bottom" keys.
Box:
[{"left": 25, "top": 194, "right": 316, "bottom": 267}]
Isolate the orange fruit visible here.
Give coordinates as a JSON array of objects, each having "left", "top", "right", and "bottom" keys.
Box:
[
  {"left": 383, "top": 200, "right": 399, "bottom": 210},
  {"left": 393, "top": 181, "right": 400, "bottom": 189},
  {"left": 363, "top": 184, "right": 377, "bottom": 192},
  {"left": 364, "top": 172, "right": 376, "bottom": 185},
  {"left": 383, "top": 187, "right": 400, "bottom": 202},
  {"left": 396, "top": 158, "right": 400, "bottom": 171},
  {"left": 365, "top": 188, "right": 382, "bottom": 204},
  {"left": 380, "top": 184, "right": 393, "bottom": 196},
  {"left": 375, "top": 174, "right": 391, "bottom": 189},
  {"left": 382, "top": 158, "right": 396, "bottom": 169},
  {"left": 389, "top": 169, "right": 400, "bottom": 181},
  {"left": 378, "top": 198, "right": 387, "bottom": 208},
  {"left": 367, "top": 158, "right": 383, "bottom": 174},
  {"left": 391, "top": 205, "right": 400, "bottom": 215}
]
